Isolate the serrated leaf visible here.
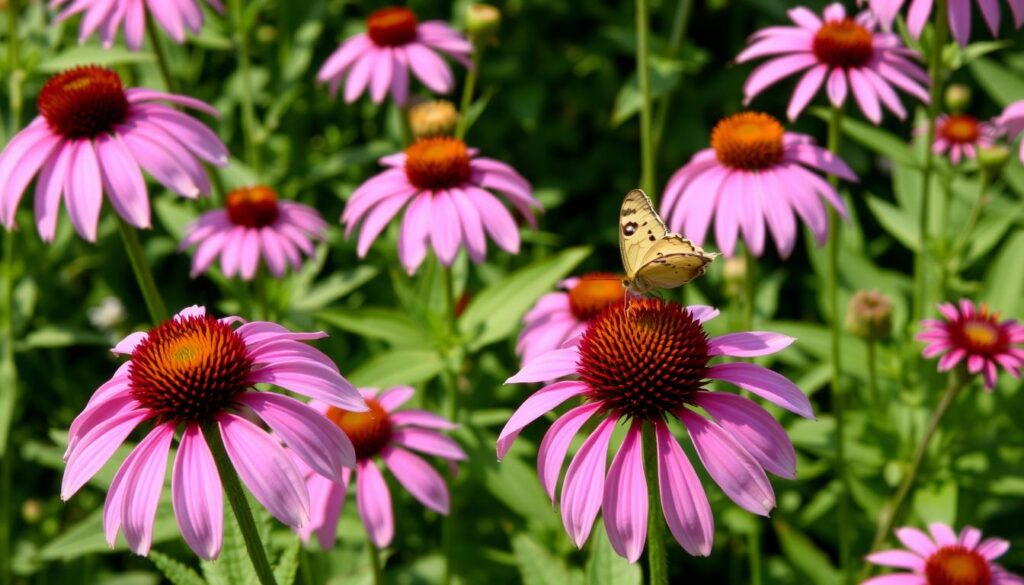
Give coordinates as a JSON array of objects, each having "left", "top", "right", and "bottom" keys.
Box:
[
  {"left": 202, "top": 504, "right": 256, "bottom": 585},
  {"left": 273, "top": 536, "right": 301, "bottom": 585},
  {"left": 347, "top": 349, "right": 445, "bottom": 387},
  {"left": 150, "top": 551, "right": 207, "bottom": 585},
  {"left": 586, "top": 525, "right": 642, "bottom": 585},
  {"left": 315, "top": 307, "right": 429, "bottom": 348},
  {"left": 459, "top": 247, "right": 590, "bottom": 350}
]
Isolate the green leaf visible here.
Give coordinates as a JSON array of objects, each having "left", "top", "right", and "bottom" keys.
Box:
[
  {"left": 38, "top": 496, "right": 179, "bottom": 560},
  {"left": 201, "top": 504, "right": 256, "bottom": 585},
  {"left": 0, "top": 359, "right": 16, "bottom": 455},
  {"left": 273, "top": 536, "right": 301, "bottom": 585},
  {"left": 289, "top": 266, "right": 379, "bottom": 313},
  {"left": 459, "top": 247, "right": 590, "bottom": 350},
  {"left": 586, "top": 525, "right": 642, "bottom": 585},
  {"left": 774, "top": 519, "right": 840, "bottom": 585},
  {"left": 15, "top": 326, "right": 109, "bottom": 350},
  {"left": 149, "top": 551, "right": 207, "bottom": 585},
  {"left": 982, "top": 229, "right": 1024, "bottom": 317},
  {"left": 913, "top": 481, "right": 958, "bottom": 526},
  {"left": 512, "top": 533, "right": 583, "bottom": 585},
  {"left": 969, "top": 57, "right": 1024, "bottom": 107},
  {"left": 39, "top": 46, "right": 154, "bottom": 72},
  {"left": 866, "top": 195, "right": 919, "bottom": 252},
  {"left": 831, "top": 112, "right": 916, "bottom": 167},
  {"left": 611, "top": 57, "right": 686, "bottom": 126},
  {"left": 315, "top": 307, "right": 429, "bottom": 348},
  {"left": 347, "top": 349, "right": 445, "bottom": 387}
]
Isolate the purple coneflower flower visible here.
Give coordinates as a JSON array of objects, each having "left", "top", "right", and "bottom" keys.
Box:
[
  {"left": 927, "top": 114, "right": 997, "bottom": 164},
  {"left": 342, "top": 137, "right": 540, "bottom": 275},
  {"left": 918, "top": 299, "right": 1024, "bottom": 389},
  {"left": 864, "top": 522, "right": 1023, "bottom": 585},
  {"left": 51, "top": 0, "right": 223, "bottom": 50},
  {"left": 296, "top": 386, "right": 465, "bottom": 549},
  {"left": 61, "top": 306, "right": 366, "bottom": 559},
  {"left": 660, "top": 112, "right": 855, "bottom": 258},
  {"left": 864, "top": 0, "right": 1024, "bottom": 46},
  {"left": 499, "top": 299, "right": 812, "bottom": 562},
  {"left": 0, "top": 66, "right": 227, "bottom": 242},
  {"left": 180, "top": 186, "right": 327, "bottom": 280},
  {"left": 317, "top": 7, "right": 472, "bottom": 105},
  {"left": 737, "top": 3, "right": 929, "bottom": 123}
]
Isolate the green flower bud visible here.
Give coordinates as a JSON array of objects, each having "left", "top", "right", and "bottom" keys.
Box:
[
  {"left": 845, "top": 290, "right": 893, "bottom": 342},
  {"left": 466, "top": 4, "right": 501, "bottom": 46}
]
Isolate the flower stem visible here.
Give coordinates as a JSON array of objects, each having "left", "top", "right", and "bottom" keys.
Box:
[
  {"left": 950, "top": 172, "right": 991, "bottom": 260},
  {"left": 863, "top": 368, "right": 968, "bottom": 577},
  {"left": 454, "top": 51, "right": 481, "bottom": 140},
  {"left": 145, "top": 13, "right": 177, "bottom": 93},
  {"left": 866, "top": 340, "right": 879, "bottom": 411},
  {"left": 230, "top": 0, "right": 260, "bottom": 171},
  {"left": 439, "top": 265, "right": 459, "bottom": 585},
  {"left": 636, "top": 0, "right": 655, "bottom": 196},
  {"left": 743, "top": 245, "right": 756, "bottom": 330},
  {"left": 747, "top": 528, "right": 762, "bottom": 585},
  {"left": 202, "top": 421, "right": 278, "bottom": 585},
  {"left": 652, "top": 0, "right": 694, "bottom": 152},
  {"left": 367, "top": 538, "right": 383, "bottom": 585},
  {"left": 912, "top": 0, "right": 949, "bottom": 323},
  {"left": 116, "top": 217, "right": 168, "bottom": 324},
  {"left": 642, "top": 421, "right": 667, "bottom": 585},
  {"left": 826, "top": 105, "right": 852, "bottom": 584}
]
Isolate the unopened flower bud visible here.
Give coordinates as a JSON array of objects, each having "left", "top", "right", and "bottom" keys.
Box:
[
  {"left": 845, "top": 290, "right": 893, "bottom": 342},
  {"left": 723, "top": 256, "right": 747, "bottom": 297},
  {"left": 256, "top": 25, "right": 278, "bottom": 44},
  {"left": 466, "top": 4, "right": 501, "bottom": 46},
  {"left": 944, "top": 84, "right": 972, "bottom": 113},
  {"left": 22, "top": 499, "right": 43, "bottom": 524},
  {"left": 408, "top": 100, "right": 459, "bottom": 139},
  {"left": 978, "top": 144, "right": 1011, "bottom": 177}
]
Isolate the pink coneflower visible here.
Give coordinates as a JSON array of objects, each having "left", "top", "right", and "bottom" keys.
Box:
[
  {"left": 864, "top": 0, "right": 1024, "bottom": 46},
  {"left": 660, "top": 112, "right": 855, "bottom": 258},
  {"left": 996, "top": 99, "right": 1024, "bottom": 162},
  {"left": 926, "top": 114, "right": 997, "bottom": 164},
  {"left": 864, "top": 522, "right": 1023, "bottom": 585},
  {"left": 317, "top": 7, "right": 472, "bottom": 105},
  {"left": 737, "top": 3, "right": 929, "bottom": 124},
  {"left": 61, "top": 306, "right": 366, "bottom": 559},
  {"left": 51, "top": 0, "right": 223, "bottom": 50},
  {"left": 517, "top": 273, "right": 627, "bottom": 365},
  {"left": 498, "top": 299, "right": 812, "bottom": 562},
  {"left": 180, "top": 186, "right": 327, "bottom": 280},
  {"left": 342, "top": 136, "right": 540, "bottom": 275},
  {"left": 917, "top": 299, "right": 1024, "bottom": 390},
  {"left": 296, "top": 386, "right": 465, "bottom": 549},
  {"left": 0, "top": 66, "right": 227, "bottom": 242}
]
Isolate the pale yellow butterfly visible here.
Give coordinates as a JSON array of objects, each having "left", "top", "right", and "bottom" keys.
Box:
[{"left": 619, "top": 189, "right": 717, "bottom": 294}]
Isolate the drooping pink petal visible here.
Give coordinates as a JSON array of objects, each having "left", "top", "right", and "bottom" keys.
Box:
[
  {"left": 696, "top": 392, "right": 797, "bottom": 479},
  {"left": 602, "top": 422, "right": 647, "bottom": 563},
  {"left": 497, "top": 381, "right": 588, "bottom": 459},
  {"left": 655, "top": 419, "right": 713, "bottom": 556},
  {"left": 392, "top": 427, "right": 466, "bottom": 461},
  {"left": 62, "top": 408, "right": 151, "bottom": 500},
  {"left": 866, "top": 550, "right": 926, "bottom": 570},
  {"left": 172, "top": 424, "right": 223, "bottom": 560},
  {"left": 537, "top": 402, "right": 602, "bottom": 502},
  {"left": 356, "top": 460, "right": 394, "bottom": 548},
  {"left": 707, "top": 362, "right": 814, "bottom": 418},
  {"left": 506, "top": 348, "right": 580, "bottom": 384},
  {"left": 121, "top": 422, "right": 176, "bottom": 555},
  {"left": 896, "top": 526, "right": 937, "bottom": 557},
  {"left": 381, "top": 446, "right": 450, "bottom": 514},
  {"left": 560, "top": 417, "right": 616, "bottom": 548}
]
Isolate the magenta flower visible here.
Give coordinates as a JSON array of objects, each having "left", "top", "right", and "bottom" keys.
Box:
[
  {"left": 864, "top": 522, "right": 1023, "bottom": 585},
  {"left": 518, "top": 273, "right": 626, "bottom": 365},
  {"left": 0, "top": 66, "right": 227, "bottom": 242},
  {"left": 498, "top": 299, "right": 812, "bottom": 562},
  {"left": 342, "top": 136, "right": 540, "bottom": 275},
  {"left": 996, "top": 99, "right": 1024, "bottom": 162},
  {"left": 925, "top": 114, "right": 997, "bottom": 164},
  {"left": 660, "top": 112, "right": 855, "bottom": 258},
  {"left": 61, "top": 306, "right": 366, "bottom": 559},
  {"left": 917, "top": 299, "right": 1024, "bottom": 389},
  {"left": 317, "top": 7, "right": 472, "bottom": 105},
  {"left": 864, "top": 0, "right": 1024, "bottom": 46},
  {"left": 51, "top": 0, "right": 223, "bottom": 50},
  {"left": 738, "top": 3, "right": 929, "bottom": 124},
  {"left": 296, "top": 386, "right": 465, "bottom": 549},
  {"left": 180, "top": 186, "right": 327, "bottom": 280}
]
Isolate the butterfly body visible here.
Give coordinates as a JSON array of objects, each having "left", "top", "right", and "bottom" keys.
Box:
[{"left": 619, "top": 189, "right": 717, "bottom": 294}]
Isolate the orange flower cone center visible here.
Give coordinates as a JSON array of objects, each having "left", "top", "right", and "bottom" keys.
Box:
[
  {"left": 940, "top": 115, "right": 982, "bottom": 144},
  {"left": 367, "top": 7, "right": 419, "bottom": 47},
  {"left": 951, "top": 305, "right": 1010, "bottom": 358},
  {"left": 924, "top": 545, "right": 992, "bottom": 585},
  {"left": 577, "top": 299, "right": 709, "bottom": 420},
  {"left": 568, "top": 273, "right": 626, "bottom": 321},
  {"left": 226, "top": 186, "right": 280, "bottom": 228},
  {"left": 129, "top": 315, "right": 253, "bottom": 423},
  {"left": 812, "top": 19, "right": 875, "bottom": 68},
  {"left": 711, "top": 112, "right": 786, "bottom": 170},
  {"left": 326, "top": 398, "right": 392, "bottom": 460},
  {"left": 38, "top": 66, "right": 129, "bottom": 139},
  {"left": 404, "top": 137, "right": 472, "bottom": 191}
]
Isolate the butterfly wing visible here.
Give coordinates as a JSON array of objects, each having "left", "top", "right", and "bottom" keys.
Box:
[
  {"left": 634, "top": 235, "right": 717, "bottom": 289},
  {"left": 619, "top": 189, "right": 669, "bottom": 281}
]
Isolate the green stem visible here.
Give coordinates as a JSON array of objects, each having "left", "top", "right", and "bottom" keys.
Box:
[
  {"left": 747, "top": 528, "right": 762, "bottom": 585},
  {"left": 231, "top": 0, "right": 260, "bottom": 170},
  {"left": 440, "top": 265, "right": 458, "bottom": 585},
  {"left": 253, "top": 267, "right": 268, "bottom": 321},
  {"left": 454, "top": 51, "right": 481, "bottom": 140},
  {"left": 116, "top": 217, "right": 168, "bottom": 324},
  {"left": 202, "top": 422, "right": 278, "bottom": 585},
  {"left": 642, "top": 422, "right": 668, "bottom": 585},
  {"left": 651, "top": 0, "right": 694, "bottom": 152},
  {"left": 368, "top": 538, "right": 383, "bottom": 585},
  {"left": 826, "top": 105, "right": 852, "bottom": 584},
  {"left": 145, "top": 13, "right": 177, "bottom": 92},
  {"left": 950, "top": 173, "right": 991, "bottom": 259},
  {"left": 912, "top": 0, "right": 949, "bottom": 324},
  {"left": 743, "top": 245, "right": 755, "bottom": 331},
  {"left": 862, "top": 369, "right": 968, "bottom": 578},
  {"left": 866, "top": 340, "right": 879, "bottom": 411},
  {"left": 636, "top": 0, "right": 655, "bottom": 196}
]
